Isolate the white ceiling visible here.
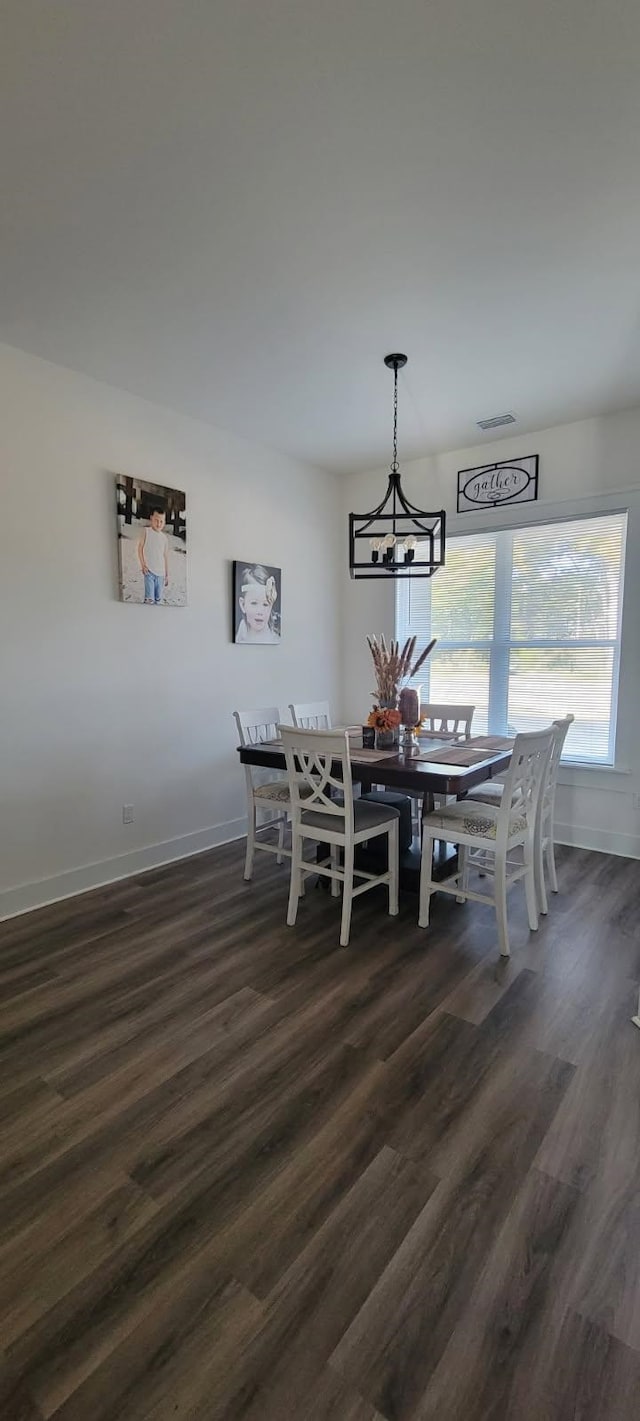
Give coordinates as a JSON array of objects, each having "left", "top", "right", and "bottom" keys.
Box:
[{"left": 1, "top": 0, "right": 640, "bottom": 472}]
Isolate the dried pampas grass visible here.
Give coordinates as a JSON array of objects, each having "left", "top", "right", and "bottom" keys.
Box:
[{"left": 367, "top": 633, "right": 437, "bottom": 704}]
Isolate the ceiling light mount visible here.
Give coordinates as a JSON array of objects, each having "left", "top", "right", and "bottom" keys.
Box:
[
  {"left": 348, "top": 354, "right": 446, "bottom": 580},
  {"left": 476, "top": 412, "right": 516, "bottom": 431}
]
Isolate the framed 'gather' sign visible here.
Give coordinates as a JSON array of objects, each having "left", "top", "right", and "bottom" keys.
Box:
[{"left": 457, "top": 455, "right": 539, "bottom": 513}]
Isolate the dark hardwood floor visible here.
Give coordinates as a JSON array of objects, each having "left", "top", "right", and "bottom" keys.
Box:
[{"left": 1, "top": 839, "right": 639, "bottom": 1419}]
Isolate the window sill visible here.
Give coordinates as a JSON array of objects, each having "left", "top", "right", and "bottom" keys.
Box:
[{"left": 560, "top": 760, "right": 631, "bottom": 774}]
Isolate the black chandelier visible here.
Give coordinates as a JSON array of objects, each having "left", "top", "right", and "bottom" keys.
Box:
[{"left": 349, "top": 354, "right": 446, "bottom": 580}]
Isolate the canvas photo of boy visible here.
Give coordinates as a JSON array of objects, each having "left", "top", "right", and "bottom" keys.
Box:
[
  {"left": 233, "top": 561, "right": 281, "bottom": 643},
  {"left": 138, "top": 508, "right": 169, "bottom": 603},
  {"left": 116, "top": 475, "right": 187, "bottom": 606}
]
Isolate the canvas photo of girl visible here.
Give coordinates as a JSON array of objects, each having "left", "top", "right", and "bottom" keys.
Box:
[{"left": 233, "top": 562, "right": 281, "bottom": 644}]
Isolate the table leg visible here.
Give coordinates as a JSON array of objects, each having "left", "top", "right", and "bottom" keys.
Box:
[{"left": 421, "top": 789, "right": 434, "bottom": 821}]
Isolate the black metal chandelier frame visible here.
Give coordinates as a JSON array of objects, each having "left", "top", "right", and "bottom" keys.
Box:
[{"left": 349, "top": 354, "right": 446, "bottom": 580}]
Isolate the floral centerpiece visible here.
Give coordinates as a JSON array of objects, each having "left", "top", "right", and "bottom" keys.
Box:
[
  {"left": 367, "top": 633, "right": 437, "bottom": 705},
  {"left": 367, "top": 705, "right": 402, "bottom": 749},
  {"left": 366, "top": 633, "right": 437, "bottom": 749}
]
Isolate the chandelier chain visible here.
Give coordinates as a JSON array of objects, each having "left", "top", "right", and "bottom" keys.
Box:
[{"left": 391, "top": 362, "right": 399, "bottom": 474}]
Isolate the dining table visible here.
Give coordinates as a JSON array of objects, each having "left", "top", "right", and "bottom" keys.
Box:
[{"left": 238, "top": 731, "right": 513, "bottom": 891}]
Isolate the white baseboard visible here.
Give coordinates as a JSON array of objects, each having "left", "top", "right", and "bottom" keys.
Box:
[
  {"left": 555, "top": 821, "right": 640, "bottom": 859},
  {"left": 3, "top": 815, "right": 637, "bottom": 922},
  {"left": 0, "top": 817, "right": 247, "bottom": 921}
]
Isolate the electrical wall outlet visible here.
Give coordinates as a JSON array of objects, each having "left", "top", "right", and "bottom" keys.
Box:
[
  {"left": 122, "top": 804, "right": 134, "bottom": 824},
  {"left": 632, "top": 792, "right": 640, "bottom": 814}
]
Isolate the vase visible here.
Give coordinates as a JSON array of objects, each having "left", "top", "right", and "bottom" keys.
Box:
[
  {"left": 399, "top": 684, "right": 421, "bottom": 755},
  {"left": 400, "top": 724, "right": 420, "bottom": 755},
  {"left": 398, "top": 685, "right": 421, "bottom": 729},
  {"left": 379, "top": 698, "right": 400, "bottom": 746},
  {"left": 375, "top": 728, "right": 395, "bottom": 751}
]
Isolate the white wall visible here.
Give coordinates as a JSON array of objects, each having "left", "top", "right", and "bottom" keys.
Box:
[
  {"left": 0, "top": 344, "right": 343, "bottom": 917},
  {"left": 3, "top": 350, "right": 638, "bottom": 921},
  {"left": 342, "top": 411, "right": 640, "bottom": 858}
]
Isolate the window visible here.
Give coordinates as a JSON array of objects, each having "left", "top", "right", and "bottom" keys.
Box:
[{"left": 396, "top": 511, "right": 627, "bottom": 764}]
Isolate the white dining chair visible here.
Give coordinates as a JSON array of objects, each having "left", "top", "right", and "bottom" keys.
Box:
[
  {"left": 471, "top": 714, "right": 574, "bottom": 913},
  {"left": 404, "top": 702, "right": 476, "bottom": 836},
  {"left": 233, "top": 706, "right": 298, "bottom": 881},
  {"left": 535, "top": 714, "right": 575, "bottom": 911},
  {"left": 418, "top": 727, "right": 554, "bottom": 956},
  {"left": 289, "top": 700, "right": 332, "bottom": 731},
  {"left": 280, "top": 726, "right": 400, "bottom": 947},
  {"left": 419, "top": 703, "right": 475, "bottom": 740}
]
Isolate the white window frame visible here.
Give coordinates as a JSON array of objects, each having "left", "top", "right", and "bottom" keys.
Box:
[{"left": 397, "top": 497, "right": 632, "bottom": 770}]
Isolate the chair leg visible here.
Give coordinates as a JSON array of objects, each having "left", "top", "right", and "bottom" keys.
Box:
[
  {"left": 330, "top": 843, "right": 340, "bottom": 897},
  {"left": 276, "top": 815, "right": 285, "bottom": 866},
  {"left": 535, "top": 827, "right": 548, "bottom": 916},
  {"left": 456, "top": 844, "right": 469, "bottom": 903},
  {"left": 525, "top": 854, "right": 539, "bottom": 932},
  {"left": 340, "top": 842, "right": 354, "bottom": 947},
  {"left": 244, "top": 801, "right": 256, "bottom": 881},
  {"left": 287, "top": 833, "right": 302, "bottom": 927},
  {"left": 388, "top": 819, "right": 399, "bottom": 917},
  {"left": 494, "top": 857, "right": 510, "bottom": 957},
  {"left": 546, "top": 834, "right": 559, "bottom": 894},
  {"left": 418, "top": 836, "right": 434, "bottom": 929}
]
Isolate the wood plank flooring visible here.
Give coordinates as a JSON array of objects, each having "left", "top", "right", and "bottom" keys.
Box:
[{"left": 1, "top": 839, "right": 639, "bottom": 1419}]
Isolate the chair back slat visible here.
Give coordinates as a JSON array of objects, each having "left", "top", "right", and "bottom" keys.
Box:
[
  {"left": 548, "top": 714, "right": 575, "bottom": 787},
  {"left": 542, "top": 713, "right": 575, "bottom": 818},
  {"left": 289, "top": 701, "right": 332, "bottom": 731},
  {"left": 280, "top": 726, "right": 353, "bottom": 820},
  {"left": 233, "top": 707, "right": 287, "bottom": 793},
  {"left": 419, "top": 703, "right": 475, "bottom": 740},
  {"left": 233, "top": 707, "right": 282, "bottom": 747},
  {"left": 498, "top": 727, "right": 554, "bottom": 837}
]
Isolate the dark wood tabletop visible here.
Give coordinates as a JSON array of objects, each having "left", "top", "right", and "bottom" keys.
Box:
[{"left": 238, "top": 735, "right": 512, "bottom": 803}]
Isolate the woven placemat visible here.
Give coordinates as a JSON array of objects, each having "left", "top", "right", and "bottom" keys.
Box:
[
  {"left": 414, "top": 746, "right": 494, "bottom": 766},
  {"left": 464, "top": 734, "right": 514, "bottom": 750},
  {"left": 414, "top": 736, "right": 513, "bottom": 767}
]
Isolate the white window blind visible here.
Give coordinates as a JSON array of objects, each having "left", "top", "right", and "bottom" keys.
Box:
[{"left": 396, "top": 511, "right": 627, "bottom": 764}]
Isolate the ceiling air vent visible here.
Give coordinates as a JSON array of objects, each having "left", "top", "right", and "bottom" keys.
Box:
[{"left": 477, "top": 412, "right": 516, "bottom": 431}]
